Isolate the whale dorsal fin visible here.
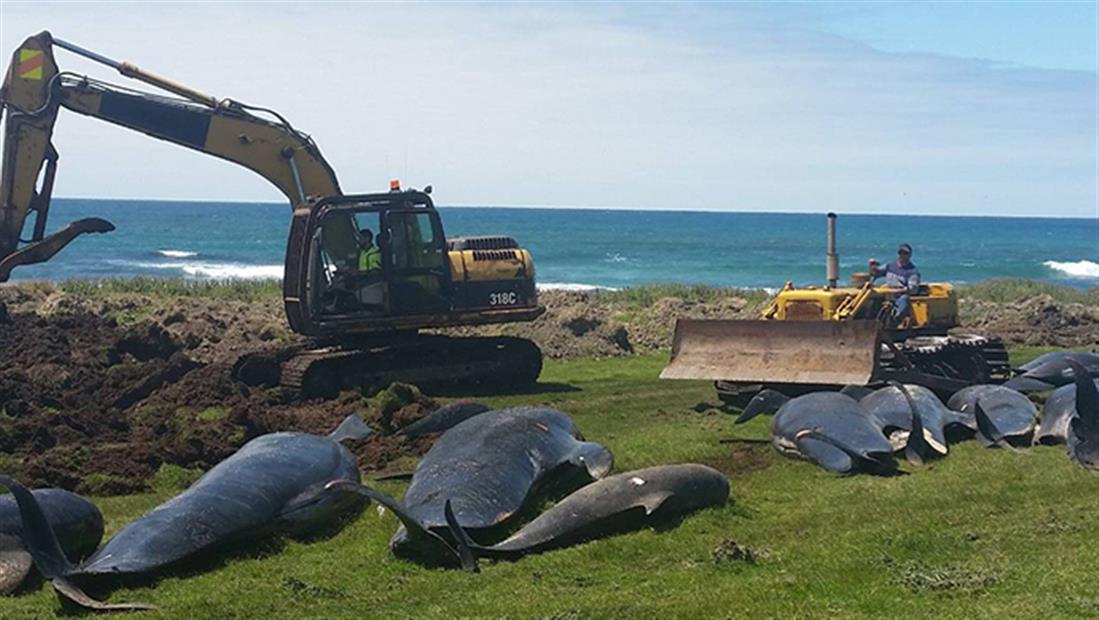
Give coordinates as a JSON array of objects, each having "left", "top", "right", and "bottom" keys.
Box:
[{"left": 328, "top": 414, "right": 373, "bottom": 443}]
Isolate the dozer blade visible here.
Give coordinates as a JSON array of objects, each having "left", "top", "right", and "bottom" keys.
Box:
[{"left": 660, "top": 319, "right": 882, "bottom": 386}]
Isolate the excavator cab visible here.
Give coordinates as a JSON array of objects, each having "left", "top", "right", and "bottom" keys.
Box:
[
  {"left": 284, "top": 189, "right": 544, "bottom": 338},
  {"left": 307, "top": 191, "right": 451, "bottom": 320}
]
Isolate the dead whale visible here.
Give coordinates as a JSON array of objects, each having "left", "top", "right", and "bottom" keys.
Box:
[
  {"left": 1, "top": 414, "right": 372, "bottom": 610},
  {"left": 861, "top": 384, "right": 975, "bottom": 455},
  {"left": 368, "top": 407, "right": 613, "bottom": 565},
  {"left": 1036, "top": 376, "right": 1099, "bottom": 446},
  {"left": 0, "top": 489, "right": 103, "bottom": 594},
  {"left": 397, "top": 401, "right": 491, "bottom": 437},
  {"left": 948, "top": 385, "right": 1037, "bottom": 447},
  {"left": 765, "top": 391, "right": 899, "bottom": 474},
  {"left": 1060, "top": 360, "right": 1099, "bottom": 468},
  {"left": 445, "top": 464, "right": 729, "bottom": 570},
  {"left": 1005, "top": 351, "right": 1099, "bottom": 393}
]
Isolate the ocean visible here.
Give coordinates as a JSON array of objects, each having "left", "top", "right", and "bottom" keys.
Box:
[{"left": 8, "top": 198, "right": 1098, "bottom": 290}]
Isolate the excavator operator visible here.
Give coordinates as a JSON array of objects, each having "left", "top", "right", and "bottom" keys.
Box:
[
  {"left": 357, "top": 229, "right": 382, "bottom": 276},
  {"left": 349, "top": 228, "right": 385, "bottom": 311}
]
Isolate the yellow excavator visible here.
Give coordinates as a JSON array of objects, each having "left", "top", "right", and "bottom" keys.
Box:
[
  {"left": 1, "top": 31, "right": 545, "bottom": 396},
  {"left": 661, "top": 213, "right": 1011, "bottom": 404}
]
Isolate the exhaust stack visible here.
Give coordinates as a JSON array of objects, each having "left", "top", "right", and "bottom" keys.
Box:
[{"left": 826, "top": 212, "right": 839, "bottom": 288}]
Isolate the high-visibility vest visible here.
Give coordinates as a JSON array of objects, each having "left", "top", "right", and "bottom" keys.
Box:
[{"left": 358, "top": 245, "right": 382, "bottom": 273}]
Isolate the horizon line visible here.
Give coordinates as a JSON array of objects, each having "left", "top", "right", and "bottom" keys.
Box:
[{"left": 51, "top": 195, "right": 1098, "bottom": 221}]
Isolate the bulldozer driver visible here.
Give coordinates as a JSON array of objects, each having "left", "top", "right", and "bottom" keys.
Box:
[{"left": 868, "top": 243, "right": 921, "bottom": 325}]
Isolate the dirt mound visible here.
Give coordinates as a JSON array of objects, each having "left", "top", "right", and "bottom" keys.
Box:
[
  {"left": 960, "top": 295, "right": 1099, "bottom": 348},
  {"left": 0, "top": 310, "right": 437, "bottom": 495}
]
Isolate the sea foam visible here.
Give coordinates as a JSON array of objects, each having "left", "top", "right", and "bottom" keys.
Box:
[
  {"left": 158, "top": 250, "right": 198, "bottom": 258},
  {"left": 122, "top": 260, "right": 282, "bottom": 280},
  {"left": 1044, "top": 260, "right": 1099, "bottom": 279},
  {"left": 538, "top": 282, "right": 620, "bottom": 292}
]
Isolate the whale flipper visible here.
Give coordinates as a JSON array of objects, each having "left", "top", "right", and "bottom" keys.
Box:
[{"left": 794, "top": 433, "right": 855, "bottom": 473}]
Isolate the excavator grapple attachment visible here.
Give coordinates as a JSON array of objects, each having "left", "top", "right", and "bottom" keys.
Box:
[
  {"left": 660, "top": 319, "right": 882, "bottom": 386},
  {"left": 0, "top": 217, "right": 114, "bottom": 282}
]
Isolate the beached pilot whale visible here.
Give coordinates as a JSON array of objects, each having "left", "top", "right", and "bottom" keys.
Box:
[
  {"left": 948, "top": 385, "right": 1037, "bottom": 447},
  {"left": 355, "top": 406, "right": 613, "bottom": 566},
  {"left": 1035, "top": 362, "right": 1099, "bottom": 448},
  {"left": 860, "top": 384, "right": 975, "bottom": 455},
  {"left": 1004, "top": 351, "right": 1099, "bottom": 393},
  {"left": 397, "top": 400, "right": 491, "bottom": 437},
  {"left": 0, "top": 488, "right": 103, "bottom": 595},
  {"left": 0, "top": 414, "right": 372, "bottom": 611},
  {"left": 744, "top": 390, "right": 915, "bottom": 474},
  {"left": 1065, "top": 360, "right": 1099, "bottom": 468},
  {"left": 444, "top": 464, "right": 729, "bottom": 570}
]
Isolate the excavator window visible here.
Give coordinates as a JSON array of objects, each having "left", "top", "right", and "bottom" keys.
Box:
[
  {"left": 385, "top": 209, "right": 450, "bottom": 315},
  {"left": 314, "top": 209, "right": 386, "bottom": 316}
]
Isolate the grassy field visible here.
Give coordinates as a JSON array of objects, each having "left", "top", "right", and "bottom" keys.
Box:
[{"left": 5, "top": 348, "right": 1099, "bottom": 618}]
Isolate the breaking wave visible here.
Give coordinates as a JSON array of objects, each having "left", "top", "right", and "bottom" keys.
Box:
[
  {"left": 1044, "top": 260, "right": 1099, "bottom": 279},
  {"left": 538, "top": 282, "right": 620, "bottom": 292},
  {"left": 158, "top": 250, "right": 198, "bottom": 258},
  {"left": 119, "top": 260, "right": 282, "bottom": 280}
]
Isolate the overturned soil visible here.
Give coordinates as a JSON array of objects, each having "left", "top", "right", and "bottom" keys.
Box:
[{"left": 0, "top": 308, "right": 444, "bottom": 494}]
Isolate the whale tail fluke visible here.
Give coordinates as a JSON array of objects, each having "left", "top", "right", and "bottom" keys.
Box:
[
  {"left": 332, "top": 481, "right": 464, "bottom": 568},
  {"left": 0, "top": 475, "right": 156, "bottom": 612},
  {"left": 443, "top": 500, "right": 480, "bottom": 573}
]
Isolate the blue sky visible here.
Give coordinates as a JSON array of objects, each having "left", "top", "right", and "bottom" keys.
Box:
[{"left": 1, "top": 2, "right": 1096, "bottom": 217}]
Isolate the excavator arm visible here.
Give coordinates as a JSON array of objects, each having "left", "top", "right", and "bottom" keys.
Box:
[{"left": 0, "top": 31, "right": 343, "bottom": 281}]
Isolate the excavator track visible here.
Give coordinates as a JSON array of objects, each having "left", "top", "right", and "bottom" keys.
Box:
[{"left": 237, "top": 336, "right": 543, "bottom": 399}]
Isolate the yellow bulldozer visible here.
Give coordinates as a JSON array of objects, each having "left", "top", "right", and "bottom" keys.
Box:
[{"left": 660, "top": 213, "right": 1010, "bottom": 405}]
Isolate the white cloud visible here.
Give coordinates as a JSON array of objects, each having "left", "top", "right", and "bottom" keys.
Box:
[{"left": 1, "top": 3, "right": 1094, "bottom": 216}]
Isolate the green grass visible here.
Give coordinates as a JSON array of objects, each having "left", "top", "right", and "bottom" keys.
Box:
[
  {"left": 59, "top": 277, "right": 283, "bottom": 302},
  {"left": 959, "top": 278, "right": 1099, "bottom": 305},
  {"left": 595, "top": 282, "right": 773, "bottom": 308},
  {"left": 5, "top": 348, "right": 1097, "bottom": 618}
]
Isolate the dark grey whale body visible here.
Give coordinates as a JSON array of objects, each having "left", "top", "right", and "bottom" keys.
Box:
[
  {"left": 948, "top": 385, "right": 1037, "bottom": 447},
  {"left": 768, "top": 392, "right": 899, "bottom": 474},
  {"left": 1036, "top": 365, "right": 1099, "bottom": 447},
  {"left": 368, "top": 406, "right": 613, "bottom": 564},
  {"left": 0, "top": 489, "right": 103, "bottom": 594},
  {"left": 860, "top": 384, "right": 974, "bottom": 455},
  {"left": 398, "top": 401, "right": 491, "bottom": 437},
  {"left": 1055, "top": 361, "right": 1099, "bottom": 468},
  {"left": 1005, "top": 351, "right": 1099, "bottom": 393},
  {"left": 446, "top": 464, "right": 729, "bottom": 569},
  {"left": 1, "top": 414, "right": 371, "bottom": 610}
]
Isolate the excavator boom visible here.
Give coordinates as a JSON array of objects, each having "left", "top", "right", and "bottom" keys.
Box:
[{"left": 0, "top": 31, "right": 341, "bottom": 282}]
